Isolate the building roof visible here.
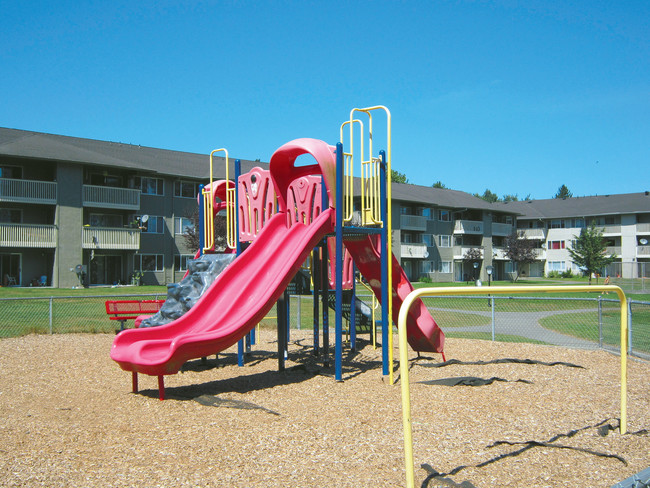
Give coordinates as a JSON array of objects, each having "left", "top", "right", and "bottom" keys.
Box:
[
  {"left": 494, "top": 192, "right": 650, "bottom": 219},
  {"left": 0, "top": 127, "right": 264, "bottom": 179},
  {"left": 391, "top": 182, "right": 513, "bottom": 213}
]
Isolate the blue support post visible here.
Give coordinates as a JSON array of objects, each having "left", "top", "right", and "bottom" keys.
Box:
[
  {"left": 379, "top": 151, "right": 390, "bottom": 376},
  {"left": 233, "top": 159, "right": 247, "bottom": 367},
  {"left": 335, "top": 143, "right": 344, "bottom": 381}
]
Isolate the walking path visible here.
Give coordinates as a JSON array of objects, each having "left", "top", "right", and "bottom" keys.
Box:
[{"left": 428, "top": 307, "right": 600, "bottom": 350}]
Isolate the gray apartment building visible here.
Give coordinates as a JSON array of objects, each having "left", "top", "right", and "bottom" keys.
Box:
[{"left": 2, "top": 127, "right": 648, "bottom": 288}]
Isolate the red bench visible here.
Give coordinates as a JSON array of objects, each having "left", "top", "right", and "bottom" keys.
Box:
[{"left": 105, "top": 300, "right": 165, "bottom": 331}]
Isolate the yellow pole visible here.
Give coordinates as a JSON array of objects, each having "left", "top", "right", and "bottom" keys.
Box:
[{"left": 397, "top": 284, "right": 628, "bottom": 487}]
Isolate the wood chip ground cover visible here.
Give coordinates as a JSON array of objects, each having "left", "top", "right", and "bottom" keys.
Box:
[{"left": 0, "top": 330, "right": 648, "bottom": 487}]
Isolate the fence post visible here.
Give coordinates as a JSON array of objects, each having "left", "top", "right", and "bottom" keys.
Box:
[
  {"left": 598, "top": 296, "right": 603, "bottom": 348},
  {"left": 49, "top": 297, "right": 54, "bottom": 334},
  {"left": 297, "top": 295, "right": 301, "bottom": 330},
  {"left": 627, "top": 301, "right": 633, "bottom": 355},
  {"left": 490, "top": 297, "right": 495, "bottom": 341}
]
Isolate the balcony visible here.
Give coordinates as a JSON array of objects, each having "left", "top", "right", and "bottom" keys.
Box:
[
  {"left": 637, "top": 246, "right": 650, "bottom": 257},
  {"left": 0, "top": 223, "right": 57, "bottom": 248},
  {"left": 603, "top": 225, "right": 621, "bottom": 235},
  {"left": 83, "top": 185, "right": 140, "bottom": 210},
  {"left": 82, "top": 226, "right": 141, "bottom": 250},
  {"left": 492, "top": 223, "right": 513, "bottom": 236},
  {"left": 0, "top": 178, "right": 57, "bottom": 204},
  {"left": 400, "top": 214, "right": 427, "bottom": 231},
  {"left": 637, "top": 223, "right": 650, "bottom": 233},
  {"left": 605, "top": 246, "right": 621, "bottom": 256},
  {"left": 454, "top": 220, "right": 483, "bottom": 234},
  {"left": 453, "top": 246, "right": 484, "bottom": 260},
  {"left": 520, "top": 228, "right": 547, "bottom": 240},
  {"left": 400, "top": 243, "right": 429, "bottom": 259},
  {"left": 493, "top": 246, "right": 546, "bottom": 260}
]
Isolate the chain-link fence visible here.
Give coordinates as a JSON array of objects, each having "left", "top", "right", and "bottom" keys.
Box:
[{"left": 1, "top": 292, "right": 649, "bottom": 360}]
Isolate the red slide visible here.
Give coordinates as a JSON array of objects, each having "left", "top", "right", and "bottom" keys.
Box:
[
  {"left": 344, "top": 235, "right": 445, "bottom": 354},
  {"left": 111, "top": 208, "right": 334, "bottom": 376}
]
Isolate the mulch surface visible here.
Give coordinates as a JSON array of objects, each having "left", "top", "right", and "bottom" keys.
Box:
[{"left": 1, "top": 330, "right": 648, "bottom": 487}]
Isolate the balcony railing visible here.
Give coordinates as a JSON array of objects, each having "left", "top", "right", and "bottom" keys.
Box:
[
  {"left": 603, "top": 225, "right": 621, "bottom": 235},
  {"left": 637, "top": 223, "right": 650, "bottom": 233},
  {"left": 82, "top": 185, "right": 140, "bottom": 210},
  {"left": 492, "top": 246, "right": 546, "bottom": 260},
  {"left": 0, "top": 223, "right": 57, "bottom": 248},
  {"left": 605, "top": 246, "right": 621, "bottom": 256},
  {"left": 492, "top": 223, "right": 513, "bottom": 236},
  {"left": 0, "top": 178, "right": 57, "bottom": 204},
  {"left": 400, "top": 214, "right": 427, "bottom": 231},
  {"left": 400, "top": 243, "right": 429, "bottom": 259},
  {"left": 520, "top": 228, "right": 547, "bottom": 240},
  {"left": 453, "top": 246, "right": 484, "bottom": 259},
  {"left": 82, "top": 226, "right": 141, "bottom": 250},
  {"left": 454, "top": 220, "right": 483, "bottom": 234},
  {"left": 637, "top": 246, "right": 650, "bottom": 257}
]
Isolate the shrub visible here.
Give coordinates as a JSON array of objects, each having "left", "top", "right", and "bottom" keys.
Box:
[{"left": 420, "top": 276, "right": 432, "bottom": 283}]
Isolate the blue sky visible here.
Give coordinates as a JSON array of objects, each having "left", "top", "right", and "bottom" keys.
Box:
[{"left": 2, "top": 1, "right": 648, "bottom": 200}]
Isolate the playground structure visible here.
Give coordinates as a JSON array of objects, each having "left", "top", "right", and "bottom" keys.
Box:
[{"left": 110, "top": 106, "right": 445, "bottom": 398}]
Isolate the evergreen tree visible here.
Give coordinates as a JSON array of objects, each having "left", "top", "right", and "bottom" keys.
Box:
[
  {"left": 474, "top": 189, "right": 499, "bottom": 203},
  {"left": 567, "top": 221, "right": 616, "bottom": 283},
  {"left": 554, "top": 184, "right": 573, "bottom": 199},
  {"left": 432, "top": 181, "right": 447, "bottom": 188}
]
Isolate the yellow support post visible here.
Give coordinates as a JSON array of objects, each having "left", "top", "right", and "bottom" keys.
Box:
[
  {"left": 397, "top": 285, "right": 628, "bottom": 488},
  {"left": 208, "top": 148, "right": 236, "bottom": 251}
]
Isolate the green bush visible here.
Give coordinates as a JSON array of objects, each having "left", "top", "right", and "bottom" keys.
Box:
[{"left": 419, "top": 276, "right": 432, "bottom": 283}]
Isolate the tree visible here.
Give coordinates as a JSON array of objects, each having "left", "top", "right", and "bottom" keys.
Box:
[
  {"left": 554, "top": 184, "right": 573, "bottom": 199},
  {"left": 474, "top": 189, "right": 499, "bottom": 203},
  {"left": 183, "top": 207, "right": 228, "bottom": 252},
  {"left": 503, "top": 230, "right": 538, "bottom": 281},
  {"left": 567, "top": 221, "right": 616, "bottom": 284},
  {"left": 462, "top": 247, "right": 483, "bottom": 281},
  {"left": 502, "top": 194, "right": 519, "bottom": 202},
  {"left": 391, "top": 169, "right": 409, "bottom": 184},
  {"left": 432, "top": 181, "right": 447, "bottom": 189}
]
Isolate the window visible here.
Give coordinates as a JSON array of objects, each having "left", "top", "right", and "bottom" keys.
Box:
[
  {"left": 0, "top": 209, "right": 21, "bottom": 223},
  {"left": 136, "top": 215, "right": 165, "bottom": 234},
  {"left": 439, "top": 235, "right": 452, "bottom": 248},
  {"left": 402, "top": 233, "right": 412, "bottom": 243},
  {"left": 174, "top": 180, "right": 201, "bottom": 198},
  {"left": 136, "top": 176, "right": 164, "bottom": 195},
  {"left": 90, "top": 173, "right": 122, "bottom": 187},
  {"left": 548, "top": 261, "right": 566, "bottom": 272},
  {"left": 423, "top": 261, "right": 435, "bottom": 273},
  {"left": 134, "top": 254, "right": 164, "bottom": 272},
  {"left": 174, "top": 254, "right": 194, "bottom": 272},
  {"left": 422, "top": 234, "right": 433, "bottom": 246},
  {"left": 548, "top": 240, "right": 566, "bottom": 250},
  {"left": 438, "top": 209, "right": 451, "bottom": 222},
  {"left": 0, "top": 165, "right": 22, "bottom": 179},
  {"left": 174, "top": 217, "right": 195, "bottom": 235},
  {"left": 89, "top": 213, "right": 123, "bottom": 227},
  {"left": 420, "top": 207, "right": 432, "bottom": 219},
  {"left": 440, "top": 261, "right": 452, "bottom": 273},
  {"left": 550, "top": 219, "right": 565, "bottom": 229},
  {"left": 574, "top": 218, "right": 585, "bottom": 228}
]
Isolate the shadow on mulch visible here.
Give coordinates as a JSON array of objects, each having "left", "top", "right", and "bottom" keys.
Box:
[{"left": 136, "top": 337, "right": 383, "bottom": 402}]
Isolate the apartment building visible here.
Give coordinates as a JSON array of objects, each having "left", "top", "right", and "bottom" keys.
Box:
[
  {"left": 496, "top": 193, "right": 650, "bottom": 278},
  {"left": 0, "top": 128, "right": 260, "bottom": 288},
  {"left": 390, "top": 184, "right": 519, "bottom": 282},
  {"left": 2, "top": 127, "right": 648, "bottom": 287}
]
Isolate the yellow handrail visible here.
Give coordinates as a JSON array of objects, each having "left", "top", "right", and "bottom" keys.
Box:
[
  {"left": 208, "top": 148, "right": 235, "bottom": 250},
  {"left": 340, "top": 119, "right": 363, "bottom": 223},
  {"left": 397, "top": 285, "right": 629, "bottom": 488},
  {"left": 347, "top": 106, "right": 393, "bottom": 382}
]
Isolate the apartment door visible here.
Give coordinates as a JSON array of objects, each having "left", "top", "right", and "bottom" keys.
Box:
[
  {"left": 1, "top": 253, "right": 21, "bottom": 285},
  {"left": 90, "top": 255, "right": 122, "bottom": 285}
]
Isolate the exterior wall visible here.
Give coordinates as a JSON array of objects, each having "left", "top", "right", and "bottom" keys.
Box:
[{"left": 55, "top": 163, "right": 84, "bottom": 288}]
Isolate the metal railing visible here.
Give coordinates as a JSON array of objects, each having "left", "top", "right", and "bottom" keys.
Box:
[
  {"left": 82, "top": 226, "right": 141, "bottom": 250},
  {"left": 0, "top": 223, "right": 57, "bottom": 247},
  {"left": 0, "top": 178, "right": 57, "bottom": 204},
  {"left": 82, "top": 184, "right": 140, "bottom": 210}
]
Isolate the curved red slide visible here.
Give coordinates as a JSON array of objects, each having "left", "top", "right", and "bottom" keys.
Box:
[
  {"left": 111, "top": 208, "right": 334, "bottom": 376},
  {"left": 344, "top": 235, "right": 445, "bottom": 354}
]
